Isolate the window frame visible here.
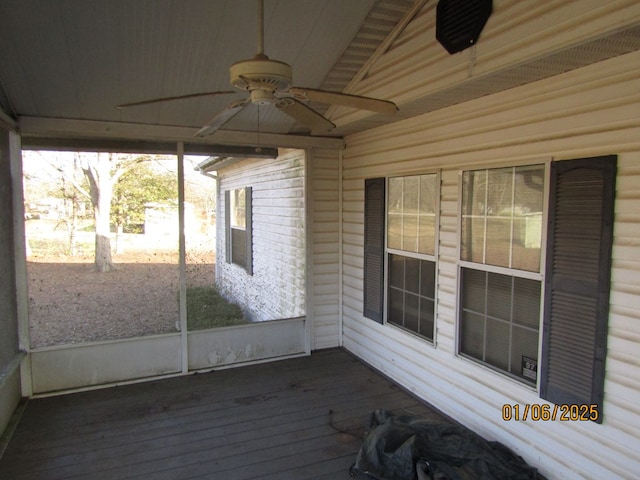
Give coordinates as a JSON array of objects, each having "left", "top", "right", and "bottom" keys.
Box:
[
  {"left": 384, "top": 172, "right": 441, "bottom": 344},
  {"left": 456, "top": 160, "right": 550, "bottom": 389}
]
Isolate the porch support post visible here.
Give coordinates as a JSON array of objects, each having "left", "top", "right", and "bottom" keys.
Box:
[
  {"left": 177, "top": 142, "right": 188, "bottom": 374},
  {"left": 9, "top": 131, "right": 32, "bottom": 396}
]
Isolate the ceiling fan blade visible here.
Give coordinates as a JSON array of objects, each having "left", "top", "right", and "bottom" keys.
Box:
[
  {"left": 275, "top": 98, "right": 335, "bottom": 135},
  {"left": 195, "top": 98, "right": 250, "bottom": 137},
  {"left": 288, "top": 87, "right": 398, "bottom": 115},
  {"left": 116, "top": 91, "right": 234, "bottom": 109}
]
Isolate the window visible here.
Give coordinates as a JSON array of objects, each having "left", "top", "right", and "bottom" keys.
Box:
[
  {"left": 363, "top": 174, "right": 438, "bottom": 340},
  {"left": 459, "top": 165, "right": 544, "bottom": 384},
  {"left": 386, "top": 174, "right": 438, "bottom": 341},
  {"left": 225, "top": 187, "right": 252, "bottom": 274},
  {"left": 458, "top": 157, "right": 616, "bottom": 419}
]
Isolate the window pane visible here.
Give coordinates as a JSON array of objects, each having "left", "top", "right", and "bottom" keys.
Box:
[
  {"left": 389, "top": 254, "right": 404, "bottom": 289},
  {"left": 419, "top": 175, "right": 437, "bottom": 214},
  {"left": 513, "top": 277, "right": 541, "bottom": 328},
  {"left": 402, "top": 214, "right": 418, "bottom": 251},
  {"left": 387, "top": 214, "right": 402, "bottom": 250},
  {"left": 388, "top": 177, "right": 403, "bottom": 214},
  {"left": 230, "top": 188, "right": 245, "bottom": 229},
  {"left": 513, "top": 165, "right": 543, "bottom": 270},
  {"left": 461, "top": 217, "right": 484, "bottom": 263},
  {"left": 418, "top": 215, "right": 435, "bottom": 255},
  {"left": 462, "top": 170, "right": 486, "bottom": 216},
  {"left": 403, "top": 176, "right": 419, "bottom": 214},
  {"left": 514, "top": 165, "right": 544, "bottom": 214},
  {"left": 512, "top": 217, "right": 541, "bottom": 271},
  {"left": 461, "top": 311, "right": 484, "bottom": 359},
  {"left": 486, "top": 318, "right": 510, "bottom": 370},
  {"left": 420, "top": 298, "right": 435, "bottom": 340},
  {"left": 461, "top": 268, "right": 486, "bottom": 314},
  {"left": 405, "top": 257, "right": 420, "bottom": 294},
  {"left": 420, "top": 260, "right": 436, "bottom": 299},
  {"left": 511, "top": 326, "right": 538, "bottom": 384},
  {"left": 404, "top": 293, "right": 419, "bottom": 331},
  {"left": 485, "top": 217, "right": 512, "bottom": 267},
  {"left": 486, "top": 272, "right": 511, "bottom": 321},
  {"left": 231, "top": 228, "right": 246, "bottom": 266},
  {"left": 388, "top": 288, "right": 403, "bottom": 325},
  {"left": 486, "top": 168, "right": 513, "bottom": 216}
]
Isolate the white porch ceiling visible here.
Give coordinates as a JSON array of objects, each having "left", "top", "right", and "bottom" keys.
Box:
[{"left": 0, "top": 0, "right": 413, "bottom": 149}]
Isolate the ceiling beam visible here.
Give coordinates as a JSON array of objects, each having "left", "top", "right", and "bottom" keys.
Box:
[
  {"left": 18, "top": 116, "right": 345, "bottom": 150},
  {"left": 21, "top": 136, "right": 280, "bottom": 158}
]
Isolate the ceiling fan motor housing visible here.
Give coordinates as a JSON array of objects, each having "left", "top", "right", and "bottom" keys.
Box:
[{"left": 230, "top": 56, "right": 293, "bottom": 100}]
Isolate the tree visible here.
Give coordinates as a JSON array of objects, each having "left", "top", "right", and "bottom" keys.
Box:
[
  {"left": 112, "top": 162, "right": 177, "bottom": 252},
  {"left": 25, "top": 151, "right": 179, "bottom": 272},
  {"left": 78, "top": 153, "right": 156, "bottom": 272}
]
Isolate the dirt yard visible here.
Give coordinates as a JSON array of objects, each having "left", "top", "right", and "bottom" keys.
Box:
[{"left": 27, "top": 251, "right": 215, "bottom": 348}]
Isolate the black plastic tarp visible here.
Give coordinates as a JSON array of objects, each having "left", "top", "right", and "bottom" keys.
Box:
[{"left": 349, "top": 410, "right": 543, "bottom": 480}]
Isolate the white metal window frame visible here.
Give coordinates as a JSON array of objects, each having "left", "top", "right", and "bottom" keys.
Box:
[
  {"left": 383, "top": 171, "right": 441, "bottom": 346},
  {"left": 455, "top": 158, "right": 551, "bottom": 391}
]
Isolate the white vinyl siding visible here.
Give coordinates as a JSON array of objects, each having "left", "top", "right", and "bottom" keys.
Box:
[
  {"left": 309, "top": 148, "right": 342, "bottom": 349},
  {"left": 338, "top": 47, "right": 640, "bottom": 480},
  {"left": 217, "top": 151, "right": 306, "bottom": 322}
]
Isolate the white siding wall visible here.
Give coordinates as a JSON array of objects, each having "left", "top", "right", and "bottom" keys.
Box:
[
  {"left": 309, "top": 148, "right": 342, "bottom": 349},
  {"left": 217, "top": 150, "right": 306, "bottom": 322},
  {"left": 339, "top": 43, "right": 640, "bottom": 480}
]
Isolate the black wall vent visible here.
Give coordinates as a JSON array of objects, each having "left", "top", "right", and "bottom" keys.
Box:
[{"left": 436, "top": 0, "right": 492, "bottom": 54}]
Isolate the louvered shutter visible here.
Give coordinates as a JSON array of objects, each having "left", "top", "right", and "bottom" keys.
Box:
[
  {"left": 540, "top": 156, "right": 616, "bottom": 422},
  {"left": 363, "top": 178, "right": 385, "bottom": 323}
]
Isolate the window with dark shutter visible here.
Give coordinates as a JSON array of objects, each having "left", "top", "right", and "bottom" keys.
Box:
[
  {"left": 363, "top": 178, "right": 385, "bottom": 322},
  {"left": 225, "top": 187, "right": 253, "bottom": 275},
  {"left": 540, "top": 156, "right": 616, "bottom": 422}
]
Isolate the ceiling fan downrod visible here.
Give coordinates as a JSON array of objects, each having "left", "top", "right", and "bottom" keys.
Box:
[{"left": 256, "top": 0, "right": 265, "bottom": 59}]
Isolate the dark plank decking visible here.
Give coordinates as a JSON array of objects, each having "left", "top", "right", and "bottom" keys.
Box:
[{"left": 0, "top": 349, "right": 448, "bottom": 479}]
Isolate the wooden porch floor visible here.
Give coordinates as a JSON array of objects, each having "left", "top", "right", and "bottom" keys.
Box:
[{"left": 0, "top": 348, "right": 450, "bottom": 480}]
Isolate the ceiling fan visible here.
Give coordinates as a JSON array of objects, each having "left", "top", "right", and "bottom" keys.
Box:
[{"left": 116, "top": 0, "right": 398, "bottom": 137}]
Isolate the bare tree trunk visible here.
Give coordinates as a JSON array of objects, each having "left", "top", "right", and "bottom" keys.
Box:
[
  {"left": 94, "top": 191, "right": 113, "bottom": 272},
  {"left": 84, "top": 153, "right": 115, "bottom": 272},
  {"left": 78, "top": 152, "right": 148, "bottom": 272}
]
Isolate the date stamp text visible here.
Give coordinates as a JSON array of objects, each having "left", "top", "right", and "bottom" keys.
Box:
[{"left": 502, "top": 403, "right": 599, "bottom": 422}]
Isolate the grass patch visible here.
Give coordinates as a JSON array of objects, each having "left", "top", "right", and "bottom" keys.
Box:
[
  {"left": 186, "top": 286, "right": 248, "bottom": 330},
  {"left": 28, "top": 238, "right": 94, "bottom": 257}
]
